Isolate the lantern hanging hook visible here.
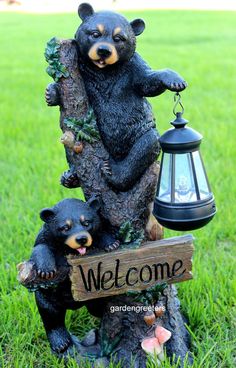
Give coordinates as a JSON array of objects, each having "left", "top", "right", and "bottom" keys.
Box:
[{"left": 173, "top": 92, "right": 184, "bottom": 116}]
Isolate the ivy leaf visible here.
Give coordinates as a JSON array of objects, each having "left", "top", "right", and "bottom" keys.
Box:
[
  {"left": 128, "top": 229, "right": 144, "bottom": 248},
  {"left": 58, "top": 63, "right": 69, "bottom": 77},
  {"left": 82, "top": 124, "right": 100, "bottom": 139},
  {"left": 118, "top": 221, "right": 144, "bottom": 249},
  {"left": 63, "top": 110, "right": 100, "bottom": 143},
  {"left": 44, "top": 37, "right": 60, "bottom": 62},
  {"left": 86, "top": 108, "right": 94, "bottom": 123},
  {"left": 118, "top": 221, "right": 133, "bottom": 243},
  {"left": 76, "top": 130, "right": 94, "bottom": 143},
  {"left": 126, "top": 290, "right": 141, "bottom": 298},
  {"left": 64, "top": 117, "right": 83, "bottom": 128},
  {"left": 45, "top": 37, "right": 69, "bottom": 81}
]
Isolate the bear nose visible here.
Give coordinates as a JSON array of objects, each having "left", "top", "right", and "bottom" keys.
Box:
[
  {"left": 97, "top": 45, "right": 112, "bottom": 58},
  {"left": 76, "top": 235, "right": 88, "bottom": 246}
]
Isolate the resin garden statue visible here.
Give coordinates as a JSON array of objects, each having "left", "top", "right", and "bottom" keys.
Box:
[{"left": 18, "top": 3, "right": 196, "bottom": 367}]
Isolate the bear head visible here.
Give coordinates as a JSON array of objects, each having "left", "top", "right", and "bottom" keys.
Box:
[
  {"left": 75, "top": 2, "right": 145, "bottom": 69},
  {"left": 40, "top": 197, "right": 101, "bottom": 255}
]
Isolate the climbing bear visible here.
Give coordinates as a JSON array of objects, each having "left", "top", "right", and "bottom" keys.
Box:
[
  {"left": 29, "top": 197, "right": 117, "bottom": 354},
  {"left": 46, "top": 3, "right": 187, "bottom": 191}
]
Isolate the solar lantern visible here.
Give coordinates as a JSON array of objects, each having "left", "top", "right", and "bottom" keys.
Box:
[{"left": 154, "top": 93, "right": 216, "bottom": 231}]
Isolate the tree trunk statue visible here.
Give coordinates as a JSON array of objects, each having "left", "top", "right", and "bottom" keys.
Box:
[{"left": 18, "top": 3, "right": 194, "bottom": 367}]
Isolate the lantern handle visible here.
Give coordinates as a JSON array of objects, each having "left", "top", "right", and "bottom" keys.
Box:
[{"left": 173, "top": 92, "right": 185, "bottom": 116}]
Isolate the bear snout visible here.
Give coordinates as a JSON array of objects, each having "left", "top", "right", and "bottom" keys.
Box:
[
  {"left": 65, "top": 231, "right": 93, "bottom": 254},
  {"left": 88, "top": 42, "right": 118, "bottom": 68},
  {"left": 97, "top": 45, "right": 112, "bottom": 58},
  {"left": 76, "top": 234, "right": 89, "bottom": 246}
]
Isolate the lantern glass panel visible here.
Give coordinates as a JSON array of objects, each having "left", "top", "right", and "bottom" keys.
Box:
[
  {"left": 192, "top": 151, "right": 210, "bottom": 200},
  {"left": 158, "top": 153, "right": 171, "bottom": 202},
  {"left": 174, "top": 153, "right": 197, "bottom": 203}
]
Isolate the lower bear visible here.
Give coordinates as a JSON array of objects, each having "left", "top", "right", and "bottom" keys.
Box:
[{"left": 29, "top": 197, "right": 116, "bottom": 354}]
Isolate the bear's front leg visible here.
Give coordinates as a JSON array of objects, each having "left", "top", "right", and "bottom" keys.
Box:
[
  {"left": 102, "top": 128, "right": 160, "bottom": 191},
  {"left": 96, "top": 232, "right": 120, "bottom": 252},
  {"left": 45, "top": 82, "right": 60, "bottom": 106},
  {"left": 60, "top": 168, "right": 80, "bottom": 188},
  {"left": 30, "top": 244, "right": 57, "bottom": 279},
  {"left": 35, "top": 290, "right": 72, "bottom": 354}
]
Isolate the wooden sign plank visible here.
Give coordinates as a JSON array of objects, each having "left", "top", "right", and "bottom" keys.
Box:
[{"left": 67, "top": 235, "right": 194, "bottom": 301}]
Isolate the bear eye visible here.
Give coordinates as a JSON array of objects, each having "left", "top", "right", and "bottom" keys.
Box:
[
  {"left": 58, "top": 224, "right": 71, "bottom": 232},
  {"left": 91, "top": 31, "right": 101, "bottom": 38},
  {"left": 113, "top": 34, "right": 126, "bottom": 42},
  {"left": 81, "top": 219, "right": 90, "bottom": 227}
]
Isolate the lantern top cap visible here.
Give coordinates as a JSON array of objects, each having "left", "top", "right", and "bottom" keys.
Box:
[
  {"left": 171, "top": 112, "right": 188, "bottom": 129},
  {"left": 159, "top": 94, "right": 202, "bottom": 153}
]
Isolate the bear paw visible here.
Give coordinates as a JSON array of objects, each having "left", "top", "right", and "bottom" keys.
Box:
[
  {"left": 102, "top": 159, "right": 129, "bottom": 191},
  {"left": 61, "top": 170, "right": 80, "bottom": 188},
  {"left": 37, "top": 268, "right": 56, "bottom": 279},
  {"left": 45, "top": 82, "right": 60, "bottom": 106},
  {"left": 105, "top": 240, "right": 120, "bottom": 252},
  {"left": 48, "top": 328, "right": 72, "bottom": 354},
  {"left": 98, "top": 232, "right": 121, "bottom": 252},
  {"left": 168, "top": 80, "right": 187, "bottom": 92},
  {"left": 160, "top": 70, "right": 187, "bottom": 92}
]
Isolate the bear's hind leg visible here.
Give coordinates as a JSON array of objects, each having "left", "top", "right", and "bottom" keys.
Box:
[
  {"left": 103, "top": 128, "right": 160, "bottom": 191},
  {"left": 35, "top": 290, "right": 72, "bottom": 354}
]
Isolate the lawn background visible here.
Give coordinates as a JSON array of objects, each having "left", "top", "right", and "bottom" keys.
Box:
[{"left": 0, "top": 9, "right": 235, "bottom": 368}]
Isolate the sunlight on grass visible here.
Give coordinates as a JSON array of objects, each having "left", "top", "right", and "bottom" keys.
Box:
[{"left": 0, "top": 9, "right": 235, "bottom": 368}]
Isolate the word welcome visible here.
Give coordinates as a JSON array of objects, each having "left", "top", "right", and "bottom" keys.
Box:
[
  {"left": 68, "top": 235, "right": 194, "bottom": 301},
  {"left": 78, "top": 258, "right": 185, "bottom": 292}
]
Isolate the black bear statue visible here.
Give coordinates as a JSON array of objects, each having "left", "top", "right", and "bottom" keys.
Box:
[
  {"left": 20, "top": 197, "right": 115, "bottom": 355},
  {"left": 46, "top": 2, "right": 187, "bottom": 191}
]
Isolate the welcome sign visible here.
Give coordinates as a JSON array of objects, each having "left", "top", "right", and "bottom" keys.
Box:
[{"left": 68, "top": 235, "right": 194, "bottom": 301}]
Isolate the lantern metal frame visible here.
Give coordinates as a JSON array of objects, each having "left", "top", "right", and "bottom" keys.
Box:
[{"left": 154, "top": 94, "right": 216, "bottom": 231}]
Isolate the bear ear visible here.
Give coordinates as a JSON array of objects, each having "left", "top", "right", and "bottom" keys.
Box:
[
  {"left": 87, "top": 195, "right": 101, "bottom": 212},
  {"left": 130, "top": 18, "right": 145, "bottom": 36},
  {"left": 40, "top": 208, "right": 55, "bottom": 223},
  {"left": 78, "top": 3, "right": 94, "bottom": 21}
]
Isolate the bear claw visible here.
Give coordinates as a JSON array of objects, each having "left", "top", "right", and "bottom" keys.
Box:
[
  {"left": 61, "top": 170, "right": 80, "bottom": 188},
  {"left": 105, "top": 240, "right": 120, "bottom": 252},
  {"left": 102, "top": 160, "right": 112, "bottom": 176},
  {"left": 37, "top": 269, "right": 56, "bottom": 279},
  {"left": 45, "top": 83, "right": 60, "bottom": 106},
  {"left": 169, "top": 80, "right": 187, "bottom": 92},
  {"left": 58, "top": 341, "right": 71, "bottom": 353},
  {"left": 48, "top": 329, "right": 72, "bottom": 354}
]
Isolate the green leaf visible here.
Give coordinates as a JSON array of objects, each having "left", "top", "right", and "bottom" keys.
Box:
[
  {"left": 86, "top": 108, "right": 94, "bottom": 122},
  {"left": 118, "top": 221, "right": 144, "bottom": 250},
  {"left": 46, "top": 65, "right": 55, "bottom": 79},
  {"left": 63, "top": 110, "right": 100, "bottom": 143},
  {"left": 45, "top": 37, "right": 69, "bottom": 81},
  {"left": 118, "top": 221, "right": 133, "bottom": 243},
  {"left": 126, "top": 290, "right": 141, "bottom": 297},
  {"left": 77, "top": 130, "right": 94, "bottom": 143}
]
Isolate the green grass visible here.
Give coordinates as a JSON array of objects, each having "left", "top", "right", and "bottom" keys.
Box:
[{"left": 0, "top": 9, "right": 236, "bottom": 368}]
